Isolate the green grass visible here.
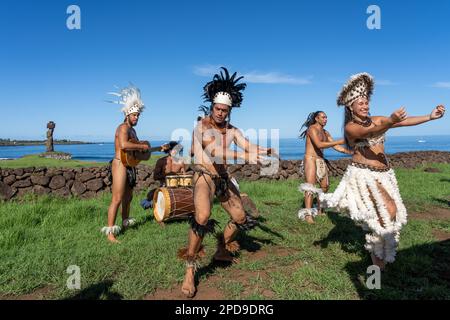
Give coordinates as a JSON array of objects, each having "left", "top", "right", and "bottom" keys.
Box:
[
  {"left": 0, "top": 154, "right": 163, "bottom": 169},
  {"left": 0, "top": 164, "right": 449, "bottom": 300}
]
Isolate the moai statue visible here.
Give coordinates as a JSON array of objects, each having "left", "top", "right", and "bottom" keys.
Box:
[{"left": 46, "top": 121, "right": 56, "bottom": 152}]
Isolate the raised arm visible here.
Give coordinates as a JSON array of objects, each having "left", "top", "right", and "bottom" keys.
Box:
[
  {"left": 308, "top": 127, "right": 345, "bottom": 149},
  {"left": 392, "top": 105, "right": 445, "bottom": 128},
  {"left": 118, "top": 125, "right": 149, "bottom": 152}
]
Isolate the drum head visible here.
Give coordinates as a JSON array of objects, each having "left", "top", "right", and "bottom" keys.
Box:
[{"left": 154, "top": 190, "right": 166, "bottom": 222}]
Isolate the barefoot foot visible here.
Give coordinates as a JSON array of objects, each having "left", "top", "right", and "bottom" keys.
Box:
[
  {"left": 181, "top": 268, "right": 196, "bottom": 298},
  {"left": 107, "top": 233, "right": 120, "bottom": 243},
  {"left": 305, "top": 215, "right": 315, "bottom": 224}
]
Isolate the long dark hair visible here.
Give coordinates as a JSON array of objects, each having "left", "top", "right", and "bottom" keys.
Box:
[
  {"left": 299, "top": 111, "right": 324, "bottom": 139},
  {"left": 343, "top": 106, "right": 353, "bottom": 149}
]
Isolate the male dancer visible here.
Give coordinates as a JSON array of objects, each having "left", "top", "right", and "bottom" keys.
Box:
[
  {"left": 180, "top": 67, "right": 272, "bottom": 297},
  {"left": 298, "top": 111, "right": 351, "bottom": 224}
]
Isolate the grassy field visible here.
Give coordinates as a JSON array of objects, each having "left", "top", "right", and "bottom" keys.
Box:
[
  {"left": 0, "top": 154, "right": 163, "bottom": 169},
  {"left": 0, "top": 163, "right": 449, "bottom": 300}
]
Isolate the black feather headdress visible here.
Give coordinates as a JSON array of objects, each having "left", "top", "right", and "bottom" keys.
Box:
[{"left": 202, "top": 67, "right": 246, "bottom": 108}]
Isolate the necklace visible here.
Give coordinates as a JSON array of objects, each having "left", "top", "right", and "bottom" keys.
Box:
[{"left": 352, "top": 117, "right": 372, "bottom": 127}]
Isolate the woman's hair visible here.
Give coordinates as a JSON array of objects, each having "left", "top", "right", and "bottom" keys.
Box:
[
  {"left": 343, "top": 106, "right": 353, "bottom": 149},
  {"left": 299, "top": 111, "right": 324, "bottom": 139}
]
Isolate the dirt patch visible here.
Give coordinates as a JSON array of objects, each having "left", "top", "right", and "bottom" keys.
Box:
[
  {"left": 409, "top": 208, "right": 450, "bottom": 221},
  {"left": 0, "top": 286, "right": 54, "bottom": 300},
  {"left": 145, "top": 246, "right": 300, "bottom": 300},
  {"left": 146, "top": 278, "right": 225, "bottom": 300},
  {"left": 432, "top": 229, "right": 450, "bottom": 241}
]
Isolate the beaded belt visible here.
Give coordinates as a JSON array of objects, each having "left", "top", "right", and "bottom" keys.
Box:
[{"left": 351, "top": 162, "right": 391, "bottom": 172}]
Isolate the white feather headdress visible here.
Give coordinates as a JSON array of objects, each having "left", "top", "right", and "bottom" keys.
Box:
[
  {"left": 106, "top": 84, "right": 145, "bottom": 116},
  {"left": 337, "top": 73, "right": 374, "bottom": 107}
]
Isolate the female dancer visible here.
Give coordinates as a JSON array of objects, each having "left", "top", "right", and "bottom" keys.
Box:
[{"left": 301, "top": 73, "right": 446, "bottom": 269}]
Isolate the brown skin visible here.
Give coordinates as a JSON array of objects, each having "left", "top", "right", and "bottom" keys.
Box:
[
  {"left": 182, "top": 103, "right": 271, "bottom": 297},
  {"left": 105, "top": 112, "right": 150, "bottom": 243},
  {"left": 345, "top": 98, "right": 445, "bottom": 269},
  {"left": 153, "top": 150, "right": 187, "bottom": 184},
  {"left": 303, "top": 112, "right": 351, "bottom": 223}
]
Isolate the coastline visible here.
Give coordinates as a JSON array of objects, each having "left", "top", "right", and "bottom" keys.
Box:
[{"left": 0, "top": 141, "right": 97, "bottom": 147}]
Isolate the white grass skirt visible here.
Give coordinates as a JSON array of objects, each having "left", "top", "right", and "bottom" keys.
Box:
[{"left": 299, "top": 164, "right": 408, "bottom": 263}]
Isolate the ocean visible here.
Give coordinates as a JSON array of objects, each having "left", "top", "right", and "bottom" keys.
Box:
[{"left": 0, "top": 135, "right": 449, "bottom": 162}]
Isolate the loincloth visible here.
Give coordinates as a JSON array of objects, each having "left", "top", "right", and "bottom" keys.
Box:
[
  {"left": 192, "top": 165, "right": 230, "bottom": 199},
  {"left": 108, "top": 159, "right": 137, "bottom": 188}
]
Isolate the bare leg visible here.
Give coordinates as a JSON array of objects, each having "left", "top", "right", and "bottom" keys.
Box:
[
  {"left": 121, "top": 182, "right": 133, "bottom": 227},
  {"left": 303, "top": 157, "right": 317, "bottom": 224},
  {"left": 368, "top": 182, "right": 398, "bottom": 270},
  {"left": 181, "top": 174, "right": 214, "bottom": 298},
  {"left": 105, "top": 160, "right": 127, "bottom": 243},
  {"left": 317, "top": 175, "right": 329, "bottom": 215},
  {"left": 215, "top": 183, "right": 246, "bottom": 262}
]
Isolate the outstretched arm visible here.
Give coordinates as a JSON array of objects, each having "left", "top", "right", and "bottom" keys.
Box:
[
  {"left": 192, "top": 123, "right": 250, "bottom": 164},
  {"left": 346, "top": 107, "right": 407, "bottom": 141},
  {"left": 308, "top": 127, "right": 345, "bottom": 149},
  {"left": 392, "top": 105, "right": 445, "bottom": 128},
  {"left": 325, "top": 131, "right": 353, "bottom": 155},
  {"left": 233, "top": 128, "right": 272, "bottom": 155}
]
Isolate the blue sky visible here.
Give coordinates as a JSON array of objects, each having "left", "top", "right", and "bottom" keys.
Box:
[{"left": 1, "top": 0, "right": 449, "bottom": 142}]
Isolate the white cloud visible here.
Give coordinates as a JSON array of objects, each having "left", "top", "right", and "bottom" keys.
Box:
[
  {"left": 193, "top": 65, "right": 311, "bottom": 85},
  {"left": 193, "top": 64, "right": 222, "bottom": 77},
  {"left": 432, "top": 82, "right": 450, "bottom": 88},
  {"left": 377, "top": 79, "right": 398, "bottom": 86}
]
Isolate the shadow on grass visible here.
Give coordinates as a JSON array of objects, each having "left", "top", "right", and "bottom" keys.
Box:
[
  {"left": 317, "top": 211, "right": 450, "bottom": 299},
  {"left": 313, "top": 212, "right": 365, "bottom": 254},
  {"left": 195, "top": 220, "right": 279, "bottom": 284},
  {"left": 346, "top": 239, "right": 450, "bottom": 299},
  {"left": 431, "top": 197, "right": 449, "bottom": 207},
  {"left": 63, "top": 280, "right": 123, "bottom": 300}
]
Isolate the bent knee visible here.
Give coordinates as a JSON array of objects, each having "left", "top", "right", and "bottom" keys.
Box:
[{"left": 194, "top": 213, "right": 211, "bottom": 226}]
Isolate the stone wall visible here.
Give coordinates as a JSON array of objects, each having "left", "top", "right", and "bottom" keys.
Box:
[{"left": 1, "top": 151, "right": 449, "bottom": 201}]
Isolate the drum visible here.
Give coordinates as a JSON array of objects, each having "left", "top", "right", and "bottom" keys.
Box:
[
  {"left": 165, "top": 174, "right": 193, "bottom": 188},
  {"left": 153, "top": 187, "right": 194, "bottom": 222},
  {"left": 165, "top": 175, "right": 180, "bottom": 188},
  {"left": 178, "top": 174, "right": 193, "bottom": 187}
]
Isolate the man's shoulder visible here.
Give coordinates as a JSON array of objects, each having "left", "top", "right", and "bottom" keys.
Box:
[
  {"left": 117, "top": 123, "right": 128, "bottom": 131},
  {"left": 227, "top": 123, "right": 236, "bottom": 130},
  {"left": 197, "top": 118, "right": 212, "bottom": 129},
  {"left": 306, "top": 126, "right": 319, "bottom": 135}
]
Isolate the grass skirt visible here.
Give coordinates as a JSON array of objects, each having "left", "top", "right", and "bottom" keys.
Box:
[{"left": 299, "top": 164, "right": 407, "bottom": 263}]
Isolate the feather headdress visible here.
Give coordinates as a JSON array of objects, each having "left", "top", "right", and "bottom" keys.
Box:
[
  {"left": 337, "top": 73, "right": 374, "bottom": 107},
  {"left": 202, "top": 67, "right": 246, "bottom": 108},
  {"left": 106, "top": 84, "right": 145, "bottom": 116}
]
